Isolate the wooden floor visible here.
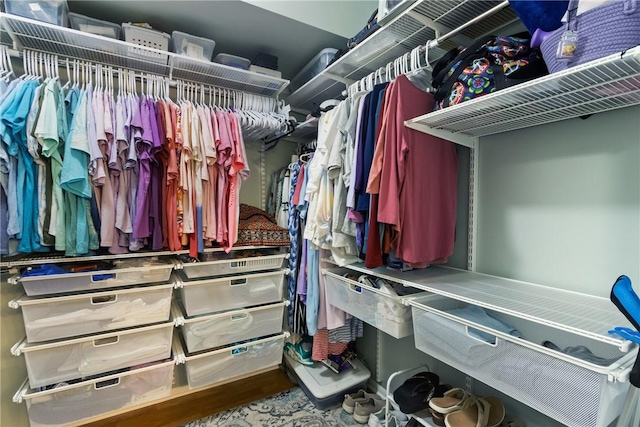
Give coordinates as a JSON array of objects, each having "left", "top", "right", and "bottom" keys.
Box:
[{"left": 83, "top": 368, "right": 296, "bottom": 427}]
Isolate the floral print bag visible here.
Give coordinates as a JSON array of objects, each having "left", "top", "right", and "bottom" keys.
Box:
[{"left": 432, "top": 33, "right": 548, "bottom": 110}]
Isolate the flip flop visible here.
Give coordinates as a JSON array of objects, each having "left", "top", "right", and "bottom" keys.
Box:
[
  {"left": 484, "top": 396, "right": 505, "bottom": 427},
  {"left": 429, "top": 388, "right": 470, "bottom": 415},
  {"left": 444, "top": 397, "right": 490, "bottom": 427}
]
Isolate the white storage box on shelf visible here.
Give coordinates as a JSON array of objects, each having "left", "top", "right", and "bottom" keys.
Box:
[
  {"left": 171, "top": 30, "right": 215, "bottom": 61},
  {"left": 322, "top": 268, "right": 426, "bottom": 338},
  {"left": 283, "top": 352, "right": 371, "bottom": 410},
  {"left": 173, "top": 300, "right": 288, "bottom": 353},
  {"left": 177, "top": 251, "right": 287, "bottom": 280},
  {"left": 122, "top": 23, "right": 170, "bottom": 64},
  {"left": 213, "top": 53, "right": 251, "bottom": 70},
  {"left": 290, "top": 48, "right": 338, "bottom": 92},
  {"left": 176, "top": 270, "right": 286, "bottom": 317},
  {"left": 409, "top": 295, "right": 635, "bottom": 427},
  {"left": 4, "top": 0, "right": 68, "bottom": 26},
  {"left": 68, "top": 12, "right": 121, "bottom": 39},
  {"left": 13, "top": 356, "right": 175, "bottom": 427},
  {"left": 10, "top": 283, "right": 174, "bottom": 343},
  {"left": 9, "top": 257, "right": 176, "bottom": 296},
  {"left": 12, "top": 320, "right": 175, "bottom": 388},
  {"left": 176, "top": 333, "right": 286, "bottom": 390}
]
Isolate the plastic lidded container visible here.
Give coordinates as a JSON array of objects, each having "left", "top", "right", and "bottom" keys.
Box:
[
  {"left": 213, "top": 53, "right": 251, "bottom": 70},
  {"left": 171, "top": 31, "right": 216, "bottom": 61},
  {"left": 68, "top": 12, "right": 121, "bottom": 39},
  {"left": 4, "top": 0, "right": 68, "bottom": 26},
  {"left": 290, "top": 47, "right": 338, "bottom": 91}
]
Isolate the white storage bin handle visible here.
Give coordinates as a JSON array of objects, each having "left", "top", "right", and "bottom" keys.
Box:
[
  {"left": 232, "top": 346, "right": 248, "bottom": 356},
  {"left": 93, "top": 336, "right": 120, "bottom": 347},
  {"left": 230, "top": 278, "right": 247, "bottom": 286},
  {"left": 91, "top": 294, "right": 118, "bottom": 305},
  {"left": 230, "top": 312, "right": 249, "bottom": 321},
  {"left": 464, "top": 325, "right": 499, "bottom": 347},
  {"left": 91, "top": 273, "right": 116, "bottom": 282},
  {"left": 348, "top": 283, "right": 363, "bottom": 294},
  {"left": 94, "top": 377, "right": 120, "bottom": 390}
]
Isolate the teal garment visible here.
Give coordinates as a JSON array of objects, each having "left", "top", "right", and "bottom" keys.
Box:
[
  {"left": 1, "top": 80, "right": 44, "bottom": 252},
  {"left": 61, "top": 87, "right": 94, "bottom": 255}
]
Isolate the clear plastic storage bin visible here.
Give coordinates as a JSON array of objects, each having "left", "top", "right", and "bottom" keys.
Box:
[
  {"left": 178, "top": 252, "right": 287, "bottom": 279},
  {"left": 171, "top": 31, "right": 215, "bottom": 61},
  {"left": 12, "top": 320, "right": 174, "bottom": 388},
  {"left": 68, "top": 12, "right": 120, "bottom": 39},
  {"left": 177, "top": 333, "right": 285, "bottom": 389},
  {"left": 290, "top": 48, "right": 338, "bottom": 91},
  {"left": 177, "top": 270, "right": 285, "bottom": 317},
  {"left": 4, "top": 0, "right": 68, "bottom": 26},
  {"left": 10, "top": 257, "right": 176, "bottom": 296},
  {"left": 10, "top": 283, "right": 174, "bottom": 343},
  {"left": 213, "top": 53, "right": 251, "bottom": 70},
  {"left": 174, "top": 300, "right": 287, "bottom": 353},
  {"left": 323, "top": 268, "right": 424, "bottom": 338},
  {"left": 410, "top": 295, "right": 634, "bottom": 427},
  {"left": 14, "top": 357, "right": 175, "bottom": 427},
  {"left": 122, "top": 23, "right": 170, "bottom": 64}
]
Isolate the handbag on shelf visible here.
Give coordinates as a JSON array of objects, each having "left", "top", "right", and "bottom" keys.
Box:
[
  {"left": 431, "top": 33, "right": 548, "bottom": 110},
  {"left": 346, "top": 9, "right": 380, "bottom": 49},
  {"left": 540, "top": 0, "right": 640, "bottom": 73}
]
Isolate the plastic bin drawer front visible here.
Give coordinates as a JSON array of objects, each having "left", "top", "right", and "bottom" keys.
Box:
[
  {"left": 21, "top": 361, "right": 173, "bottom": 427},
  {"left": 184, "top": 335, "right": 284, "bottom": 389},
  {"left": 411, "top": 301, "right": 630, "bottom": 427},
  {"left": 324, "top": 271, "right": 413, "bottom": 338},
  {"left": 21, "top": 322, "right": 173, "bottom": 388},
  {"left": 180, "top": 254, "right": 287, "bottom": 279},
  {"left": 17, "top": 262, "right": 174, "bottom": 296},
  {"left": 179, "top": 270, "right": 284, "bottom": 317},
  {"left": 19, "top": 284, "right": 173, "bottom": 343},
  {"left": 183, "top": 302, "right": 286, "bottom": 353}
]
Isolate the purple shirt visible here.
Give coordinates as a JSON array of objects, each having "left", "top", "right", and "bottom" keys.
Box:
[
  {"left": 133, "top": 96, "right": 152, "bottom": 239},
  {"left": 149, "top": 101, "right": 163, "bottom": 249}
]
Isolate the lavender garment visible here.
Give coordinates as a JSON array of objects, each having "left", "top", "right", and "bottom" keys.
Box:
[
  {"left": 127, "top": 95, "right": 142, "bottom": 250},
  {"left": 133, "top": 96, "right": 152, "bottom": 239},
  {"left": 296, "top": 237, "right": 308, "bottom": 303},
  {"left": 353, "top": 93, "right": 371, "bottom": 210}
]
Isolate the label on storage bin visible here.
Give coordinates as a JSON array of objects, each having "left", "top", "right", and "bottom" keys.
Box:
[
  {"left": 186, "top": 43, "right": 205, "bottom": 60},
  {"left": 29, "top": 3, "right": 43, "bottom": 11},
  {"left": 557, "top": 30, "right": 578, "bottom": 59}
]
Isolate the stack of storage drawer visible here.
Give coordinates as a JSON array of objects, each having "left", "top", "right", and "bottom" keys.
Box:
[
  {"left": 9, "top": 257, "right": 177, "bottom": 427},
  {"left": 173, "top": 249, "right": 289, "bottom": 389}
]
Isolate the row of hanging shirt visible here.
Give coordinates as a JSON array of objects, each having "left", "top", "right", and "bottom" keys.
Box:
[
  {"left": 0, "top": 50, "right": 289, "bottom": 257},
  {"left": 301, "top": 66, "right": 459, "bottom": 270}
]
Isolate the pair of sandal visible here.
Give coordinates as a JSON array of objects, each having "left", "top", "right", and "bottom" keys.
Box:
[
  {"left": 429, "top": 388, "right": 505, "bottom": 427},
  {"left": 392, "top": 372, "right": 451, "bottom": 414}
]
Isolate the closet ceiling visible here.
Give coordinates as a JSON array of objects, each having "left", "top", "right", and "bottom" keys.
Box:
[{"left": 68, "top": 0, "right": 377, "bottom": 90}]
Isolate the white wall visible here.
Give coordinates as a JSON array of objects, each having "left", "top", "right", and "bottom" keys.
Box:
[
  {"left": 243, "top": 0, "right": 379, "bottom": 38},
  {"left": 477, "top": 106, "right": 640, "bottom": 297}
]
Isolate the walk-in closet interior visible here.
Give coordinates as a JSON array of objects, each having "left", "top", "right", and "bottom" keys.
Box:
[{"left": 1, "top": 1, "right": 639, "bottom": 427}]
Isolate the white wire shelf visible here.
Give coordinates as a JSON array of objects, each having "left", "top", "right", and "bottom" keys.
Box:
[
  {"left": 285, "top": 0, "right": 518, "bottom": 112},
  {"left": 0, "top": 13, "right": 289, "bottom": 97},
  {"left": 0, "top": 245, "right": 288, "bottom": 269},
  {"left": 336, "top": 263, "right": 633, "bottom": 350},
  {"left": 407, "top": 46, "right": 640, "bottom": 142}
]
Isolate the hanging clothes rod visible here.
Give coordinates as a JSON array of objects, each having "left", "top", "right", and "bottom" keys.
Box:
[
  {"left": 4, "top": 47, "right": 280, "bottom": 104},
  {"left": 342, "top": 0, "right": 512, "bottom": 95}
]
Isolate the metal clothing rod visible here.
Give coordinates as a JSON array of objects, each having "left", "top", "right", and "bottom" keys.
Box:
[
  {"left": 6, "top": 47, "right": 278, "bottom": 106},
  {"left": 426, "top": 0, "right": 510, "bottom": 49}
]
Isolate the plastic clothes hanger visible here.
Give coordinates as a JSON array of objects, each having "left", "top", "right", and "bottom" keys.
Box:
[{"left": 405, "top": 42, "right": 435, "bottom": 92}]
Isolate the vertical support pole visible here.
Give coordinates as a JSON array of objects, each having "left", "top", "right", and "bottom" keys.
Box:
[
  {"left": 468, "top": 143, "right": 479, "bottom": 272},
  {"left": 261, "top": 141, "right": 267, "bottom": 210}
]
